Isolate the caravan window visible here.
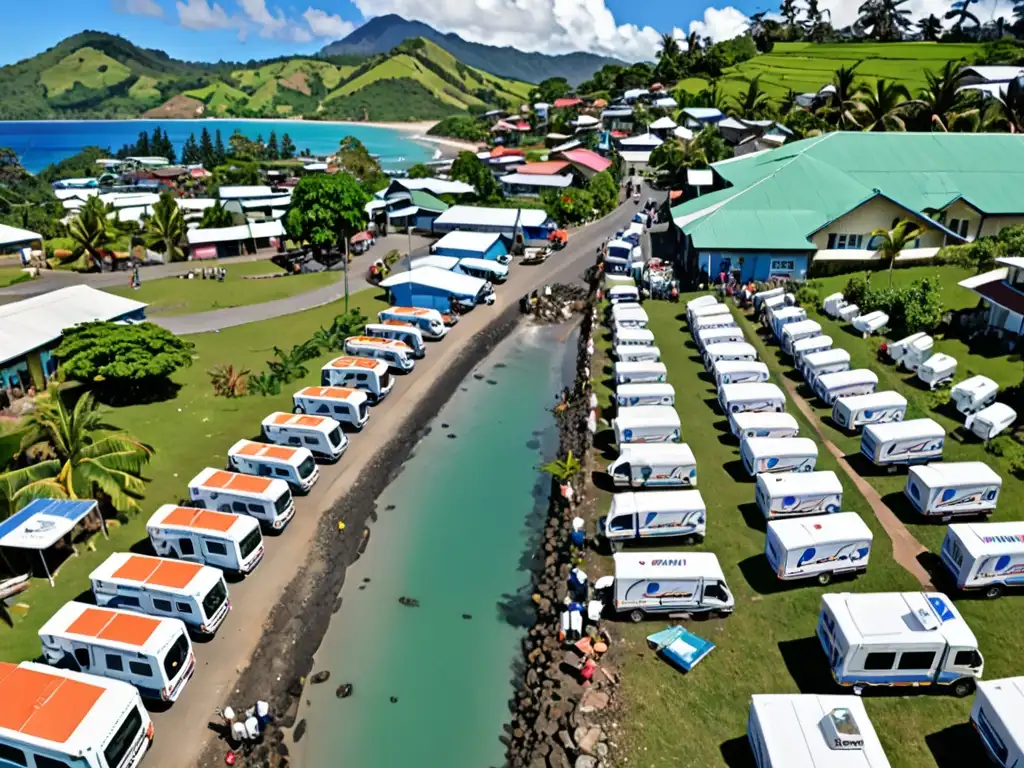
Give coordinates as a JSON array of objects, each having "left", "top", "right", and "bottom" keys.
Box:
[
  {"left": 119, "top": 595, "right": 141, "bottom": 608},
  {"left": 74, "top": 648, "right": 90, "bottom": 669},
  {"left": 898, "top": 651, "right": 936, "bottom": 670},
  {"left": 179, "top": 538, "right": 195, "bottom": 556},
  {"left": 273, "top": 468, "right": 289, "bottom": 478},
  {"left": 37, "top": 757, "right": 72, "bottom": 768},
  {"left": 206, "top": 541, "right": 227, "bottom": 556},
  {"left": 129, "top": 660, "right": 153, "bottom": 678},
  {"left": 864, "top": 652, "right": 896, "bottom": 670},
  {"left": 303, "top": 437, "right": 318, "bottom": 446},
  {"left": 232, "top": 501, "right": 247, "bottom": 514},
  {"left": 153, "top": 598, "right": 173, "bottom": 612},
  {"left": 288, "top": 436, "right": 302, "bottom": 446},
  {"left": 955, "top": 650, "right": 982, "bottom": 667},
  {"left": 176, "top": 602, "right": 194, "bottom": 614},
  {"left": 106, "top": 654, "right": 124, "bottom": 671},
  {"left": 247, "top": 503, "right": 263, "bottom": 515},
  {"left": 0, "top": 745, "right": 26, "bottom": 767}
]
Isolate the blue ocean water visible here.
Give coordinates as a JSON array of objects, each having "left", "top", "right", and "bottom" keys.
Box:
[
  {"left": 0, "top": 119, "right": 433, "bottom": 173},
  {"left": 298, "top": 323, "right": 577, "bottom": 768}
]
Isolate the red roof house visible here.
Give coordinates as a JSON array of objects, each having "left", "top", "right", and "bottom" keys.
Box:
[
  {"left": 553, "top": 97, "right": 583, "bottom": 109},
  {"left": 555, "top": 148, "right": 613, "bottom": 179},
  {"left": 518, "top": 161, "right": 570, "bottom": 175}
]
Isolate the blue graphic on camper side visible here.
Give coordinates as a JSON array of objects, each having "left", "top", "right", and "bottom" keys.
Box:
[
  {"left": 975, "top": 707, "right": 1010, "bottom": 766},
  {"left": 928, "top": 595, "right": 955, "bottom": 622}
]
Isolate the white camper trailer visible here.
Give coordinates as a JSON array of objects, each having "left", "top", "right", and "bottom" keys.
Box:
[
  {"left": 951, "top": 375, "right": 999, "bottom": 416},
  {"left": 917, "top": 353, "right": 957, "bottom": 390},
  {"left": 378, "top": 306, "right": 447, "bottom": 339},
  {"left": 719, "top": 382, "right": 786, "bottom": 415},
  {"left": 615, "top": 345, "right": 661, "bottom": 364},
  {"left": 812, "top": 369, "right": 878, "bottom": 406},
  {"left": 713, "top": 360, "right": 769, "bottom": 387},
  {"left": 703, "top": 342, "right": 757, "bottom": 372},
  {"left": 613, "top": 406, "right": 681, "bottom": 445},
  {"left": 761, "top": 294, "right": 788, "bottom": 315},
  {"left": 861, "top": 419, "right": 945, "bottom": 467},
  {"left": 611, "top": 303, "right": 649, "bottom": 329},
  {"left": 594, "top": 552, "right": 734, "bottom": 621},
  {"left": 686, "top": 294, "right": 718, "bottom": 316},
  {"left": 905, "top": 462, "right": 1002, "bottom": 520},
  {"left": 942, "top": 522, "right": 1024, "bottom": 598},
  {"left": 755, "top": 471, "right": 843, "bottom": 519},
  {"left": 227, "top": 439, "right": 319, "bottom": 494},
  {"left": 966, "top": 403, "right": 1017, "bottom": 441},
  {"left": 886, "top": 332, "right": 926, "bottom": 363},
  {"left": 696, "top": 326, "right": 744, "bottom": 352},
  {"left": 729, "top": 411, "right": 800, "bottom": 440},
  {"left": 766, "top": 512, "right": 873, "bottom": 584},
  {"left": 147, "top": 505, "right": 264, "bottom": 576},
  {"left": 754, "top": 286, "right": 785, "bottom": 312},
  {"left": 607, "top": 443, "right": 697, "bottom": 488},
  {"left": 852, "top": 311, "right": 889, "bottom": 338},
  {"left": 771, "top": 307, "right": 808, "bottom": 340},
  {"left": 608, "top": 284, "right": 640, "bottom": 304},
  {"left": 741, "top": 437, "right": 819, "bottom": 477},
  {"left": 780, "top": 320, "right": 822, "bottom": 356},
  {"left": 614, "top": 383, "right": 674, "bottom": 408},
  {"left": 822, "top": 293, "right": 849, "bottom": 318},
  {"left": 688, "top": 301, "right": 729, "bottom": 325},
  {"left": 747, "top": 694, "right": 891, "bottom": 768},
  {"left": 802, "top": 349, "right": 851, "bottom": 385},
  {"left": 612, "top": 326, "right": 655, "bottom": 348},
  {"left": 321, "top": 356, "right": 394, "bottom": 403},
  {"left": 291, "top": 386, "right": 368, "bottom": 431},
  {"left": 972, "top": 677, "right": 1024, "bottom": 767},
  {"left": 614, "top": 361, "right": 667, "bottom": 386},
  {"left": 343, "top": 336, "right": 416, "bottom": 372},
  {"left": 896, "top": 334, "right": 933, "bottom": 371},
  {"left": 189, "top": 468, "right": 295, "bottom": 530},
  {"left": 600, "top": 489, "right": 707, "bottom": 548},
  {"left": 263, "top": 411, "right": 348, "bottom": 462},
  {"left": 365, "top": 322, "right": 426, "bottom": 358},
  {"left": 691, "top": 312, "right": 738, "bottom": 335},
  {"left": 816, "top": 591, "right": 983, "bottom": 697},
  {"left": 793, "top": 335, "right": 834, "bottom": 374},
  {"left": 832, "top": 391, "right": 907, "bottom": 432},
  {"left": 838, "top": 304, "right": 860, "bottom": 322}
]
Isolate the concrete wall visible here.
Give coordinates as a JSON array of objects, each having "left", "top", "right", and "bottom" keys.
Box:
[{"left": 810, "top": 197, "right": 944, "bottom": 250}]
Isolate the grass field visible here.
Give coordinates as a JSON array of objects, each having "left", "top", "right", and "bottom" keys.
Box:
[
  {"left": 127, "top": 74, "right": 161, "bottom": 102},
  {"left": 0, "top": 265, "right": 31, "bottom": 288},
  {"left": 679, "top": 41, "right": 982, "bottom": 100},
  {"left": 326, "top": 54, "right": 478, "bottom": 109},
  {"left": 104, "top": 260, "right": 342, "bottom": 317},
  {"left": 0, "top": 288, "right": 386, "bottom": 664},
  {"left": 231, "top": 60, "right": 355, "bottom": 92},
  {"left": 587, "top": 283, "right": 1022, "bottom": 767},
  {"left": 184, "top": 81, "right": 250, "bottom": 114},
  {"left": 40, "top": 46, "right": 132, "bottom": 96}
]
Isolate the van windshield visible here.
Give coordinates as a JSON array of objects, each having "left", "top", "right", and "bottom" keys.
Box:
[
  {"left": 239, "top": 527, "right": 262, "bottom": 559},
  {"left": 328, "top": 427, "right": 344, "bottom": 447},
  {"left": 103, "top": 705, "right": 143, "bottom": 768},
  {"left": 202, "top": 580, "right": 227, "bottom": 620},
  {"left": 298, "top": 457, "right": 316, "bottom": 479},
  {"left": 274, "top": 490, "right": 292, "bottom": 516},
  {"left": 162, "top": 632, "right": 190, "bottom": 680}
]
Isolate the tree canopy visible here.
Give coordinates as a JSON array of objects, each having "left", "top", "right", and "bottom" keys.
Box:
[
  {"left": 285, "top": 173, "right": 371, "bottom": 252},
  {"left": 449, "top": 151, "right": 502, "bottom": 203}
]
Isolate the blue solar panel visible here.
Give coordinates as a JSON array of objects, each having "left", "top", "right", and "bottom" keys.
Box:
[{"left": 0, "top": 499, "right": 98, "bottom": 543}]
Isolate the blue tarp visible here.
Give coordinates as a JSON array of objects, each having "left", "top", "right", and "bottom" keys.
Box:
[
  {"left": 646, "top": 626, "right": 715, "bottom": 672},
  {"left": 0, "top": 499, "right": 98, "bottom": 550}
]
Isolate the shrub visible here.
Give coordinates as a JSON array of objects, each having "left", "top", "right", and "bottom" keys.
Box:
[
  {"left": 987, "top": 435, "right": 1024, "bottom": 477},
  {"left": 844, "top": 276, "right": 943, "bottom": 337},
  {"left": 249, "top": 373, "right": 281, "bottom": 397},
  {"left": 843, "top": 275, "right": 870, "bottom": 308},
  {"left": 793, "top": 282, "right": 819, "bottom": 309},
  {"left": 208, "top": 365, "right": 250, "bottom": 397}
]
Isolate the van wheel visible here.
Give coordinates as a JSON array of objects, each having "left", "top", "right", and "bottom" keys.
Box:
[
  {"left": 293, "top": 405, "right": 305, "bottom": 414},
  {"left": 984, "top": 584, "right": 1004, "bottom": 599},
  {"left": 817, "top": 572, "right": 833, "bottom": 586},
  {"left": 952, "top": 678, "right": 976, "bottom": 698},
  {"left": 629, "top": 609, "right": 645, "bottom": 623}
]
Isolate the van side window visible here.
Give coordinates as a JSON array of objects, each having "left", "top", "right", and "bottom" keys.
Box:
[
  {"left": 333, "top": 406, "right": 345, "bottom": 414},
  {"left": 106, "top": 654, "right": 124, "bottom": 671},
  {"left": 206, "top": 541, "right": 227, "bottom": 556},
  {"left": 303, "top": 437, "right": 317, "bottom": 446},
  {"left": 357, "top": 373, "right": 368, "bottom": 382},
  {"left": 129, "top": 661, "right": 153, "bottom": 677},
  {"left": 232, "top": 501, "right": 247, "bottom": 514},
  {"left": 247, "top": 503, "right": 263, "bottom": 514},
  {"left": 176, "top": 602, "right": 194, "bottom": 614},
  {"left": 863, "top": 652, "right": 896, "bottom": 670},
  {"left": 153, "top": 598, "right": 173, "bottom": 612},
  {"left": 703, "top": 582, "right": 727, "bottom": 602},
  {"left": 273, "top": 468, "right": 289, "bottom": 478},
  {"left": 36, "top": 757, "right": 72, "bottom": 768},
  {"left": 0, "top": 743, "right": 27, "bottom": 766},
  {"left": 117, "top": 595, "right": 141, "bottom": 608},
  {"left": 316, "top": 404, "right": 330, "bottom": 414},
  {"left": 898, "top": 651, "right": 936, "bottom": 670},
  {"left": 74, "top": 648, "right": 90, "bottom": 669},
  {"left": 258, "top": 465, "right": 272, "bottom": 477},
  {"left": 288, "top": 437, "right": 301, "bottom": 446},
  {"left": 179, "top": 538, "right": 195, "bottom": 556}
]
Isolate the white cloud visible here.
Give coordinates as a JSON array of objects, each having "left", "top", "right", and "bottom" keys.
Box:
[
  {"left": 176, "top": 0, "right": 236, "bottom": 30},
  {"left": 113, "top": 0, "right": 165, "bottom": 17},
  {"left": 303, "top": 7, "right": 356, "bottom": 39},
  {"left": 347, "top": 0, "right": 667, "bottom": 62},
  {"left": 689, "top": 6, "right": 750, "bottom": 44},
  {"left": 821, "top": 0, "right": 1014, "bottom": 30},
  {"left": 238, "top": 0, "right": 313, "bottom": 42}
]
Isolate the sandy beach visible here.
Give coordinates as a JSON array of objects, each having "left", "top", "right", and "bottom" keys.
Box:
[{"left": 411, "top": 133, "right": 482, "bottom": 157}]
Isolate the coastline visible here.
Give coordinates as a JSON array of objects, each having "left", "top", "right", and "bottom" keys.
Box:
[
  {"left": 0, "top": 117, "right": 439, "bottom": 132},
  {"left": 410, "top": 133, "right": 481, "bottom": 158}
]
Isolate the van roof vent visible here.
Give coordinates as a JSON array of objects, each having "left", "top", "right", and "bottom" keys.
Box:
[
  {"left": 821, "top": 707, "right": 864, "bottom": 751},
  {"left": 915, "top": 607, "right": 939, "bottom": 631}
]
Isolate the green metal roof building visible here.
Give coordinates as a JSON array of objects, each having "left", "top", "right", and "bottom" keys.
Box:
[{"left": 669, "top": 132, "right": 1024, "bottom": 284}]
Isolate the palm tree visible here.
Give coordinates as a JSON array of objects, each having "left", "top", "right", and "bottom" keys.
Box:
[
  {"left": 780, "top": 0, "right": 800, "bottom": 28},
  {"left": 945, "top": 0, "right": 981, "bottom": 32},
  {"left": 780, "top": 89, "right": 799, "bottom": 115},
  {"left": 650, "top": 138, "right": 709, "bottom": 188},
  {"left": 854, "top": 79, "right": 912, "bottom": 131},
  {"left": 872, "top": 220, "right": 927, "bottom": 286},
  {"left": 730, "top": 76, "right": 772, "bottom": 119},
  {"left": 696, "top": 81, "right": 728, "bottom": 112},
  {"left": 0, "top": 390, "right": 152, "bottom": 517},
  {"left": 917, "top": 61, "right": 975, "bottom": 130},
  {"left": 658, "top": 33, "right": 682, "bottom": 64},
  {"left": 984, "top": 76, "right": 1024, "bottom": 133},
  {"left": 144, "top": 192, "right": 187, "bottom": 263},
  {"left": 824, "top": 64, "right": 862, "bottom": 127},
  {"left": 917, "top": 13, "right": 944, "bottom": 40},
  {"left": 266, "top": 346, "right": 309, "bottom": 384},
  {"left": 67, "top": 197, "right": 112, "bottom": 271},
  {"left": 199, "top": 201, "right": 235, "bottom": 229},
  {"left": 859, "top": 0, "right": 912, "bottom": 39},
  {"left": 685, "top": 32, "right": 702, "bottom": 62}
]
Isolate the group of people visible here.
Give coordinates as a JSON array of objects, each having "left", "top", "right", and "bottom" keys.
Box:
[
  {"left": 217, "top": 700, "right": 272, "bottom": 760},
  {"left": 180, "top": 266, "right": 228, "bottom": 281}
]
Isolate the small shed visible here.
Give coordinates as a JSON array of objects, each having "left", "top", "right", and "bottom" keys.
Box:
[
  {"left": 0, "top": 500, "right": 106, "bottom": 586},
  {"left": 379, "top": 266, "right": 489, "bottom": 312},
  {"left": 387, "top": 190, "right": 450, "bottom": 231},
  {"left": 432, "top": 231, "right": 510, "bottom": 262}
]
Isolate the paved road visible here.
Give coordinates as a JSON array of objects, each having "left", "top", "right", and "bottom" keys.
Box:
[{"left": 145, "top": 197, "right": 654, "bottom": 768}]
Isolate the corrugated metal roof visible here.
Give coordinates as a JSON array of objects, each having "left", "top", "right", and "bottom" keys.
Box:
[
  {"left": 433, "top": 205, "right": 552, "bottom": 229},
  {"left": 500, "top": 173, "right": 574, "bottom": 188},
  {"left": 379, "top": 266, "right": 486, "bottom": 296},
  {"left": 407, "top": 190, "right": 449, "bottom": 213},
  {"left": 0, "top": 223, "right": 42, "bottom": 246},
  {"left": 433, "top": 231, "right": 504, "bottom": 253},
  {"left": 517, "top": 161, "right": 570, "bottom": 175}
]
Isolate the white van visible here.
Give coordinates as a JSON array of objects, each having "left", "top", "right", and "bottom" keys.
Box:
[
  {"left": 761, "top": 294, "right": 788, "bottom": 316},
  {"left": 816, "top": 591, "right": 983, "bottom": 697},
  {"left": 942, "top": 521, "right": 1024, "bottom": 598},
  {"left": 614, "top": 383, "right": 674, "bottom": 408},
  {"left": 966, "top": 403, "right": 1017, "bottom": 441},
  {"left": 687, "top": 294, "right": 718, "bottom": 313},
  {"left": 756, "top": 471, "right": 843, "bottom": 519},
  {"left": 917, "top": 352, "right": 957, "bottom": 390},
  {"left": 613, "top": 326, "right": 655, "bottom": 347},
  {"left": 322, "top": 356, "right": 394, "bottom": 403},
  {"left": 688, "top": 300, "right": 728, "bottom": 325},
  {"left": 771, "top": 306, "right": 807, "bottom": 340},
  {"left": 188, "top": 467, "right": 295, "bottom": 531},
  {"left": 611, "top": 303, "right": 648, "bottom": 329},
  {"left": 0, "top": 662, "right": 153, "bottom": 768},
  {"left": 614, "top": 406, "right": 681, "bottom": 445},
  {"left": 905, "top": 462, "right": 1001, "bottom": 520},
  {"left": 802, "top": 349, "right": 851, "bottom": 385},
  {"left": 832, "top": 391, "right": 907, "bottom": 432},
  {"left": 793, "top": 335, "right": 833, "bottom": 374},
  {"left": 747, "top": 694, "right": 890, "bottom": 768},
  {"left": 753, "top": 286, "right": 785, "bottom": 312},
  {"left": 696, "top": 326, "right": 744, "bottom": 352},
  {"left": 227, "top": 439, "right": 319, "bottom": 494},
  {"left": 600, "top": 489, "right": 707, "bottom": 548},
  {"left": 823, "top": 292, "right": 848, "bottom": 317},
  {"left": 691, "top": 313, "right": 738, "bottom": 335},
  {"left": 344, "top": 336, "right": 415, "bottom": 373},
  {"left": 147, "top": 504, "right": 264, "bottom": 576},
  {"left": 972, "top": 678, "right": 1024, "bottom": 766},
  {"left": 365, "top": 322, "right": 426, "bottom": 358},
  {"left": 951, "top": 375, "right": 998, "bottom": 416},
  {"left": 719, "top": 382, "right": 786, "bottom": 415},
  {"left": 713, "top": 360, "right": 769, "bottom": 387},
  {"left": 780, "top": 320, "right": 822, "bottom": 356},
  {"left": 90, "top": 553, "right": 230, "bottom": 637},
  {"left": 812, "top": 369, "right": 878, "bottom": 405},
  {"left": 861, "top": 418, "right": 944, "bottom": 467},
  {"left": 704, "top": 342, "right": 757, "bottom": 372},
  {"left": 378, "top": 306, "right": 447, "bottom": 339},
  {"left": 608, "top": 284, "right": 639, "bottom": 304},
  {"left": 607, "top": 443, "right": 696, "bottom": 488},
  {"left": 292, "top": 385, "right": 369, "bottom": 430},
  {"left": 263, "top": 411, "right": 348, "bottom": 462},
  {"left": 39, "top": 602, "right": 194, "bottom": 703},
  {"left": 614, "top": 361, "right": 667, "bottom": 385},
  {"left": 594, "top": 552, "right": 734, "bottom": 622},
  {"left": 741, "top": 437, "right": 818, "bottom": 476},
  {"left": 729, "top": 411, "right": 800, "bottom": 441},
  {"left": 766, "top": 512, "right": 872, "bottom": 584},
  {"left": 458, "top": 257, "right": 508, "bottom": 284},
  {"left": 615, "top": 345, "right": 661, "bottom": 363}
]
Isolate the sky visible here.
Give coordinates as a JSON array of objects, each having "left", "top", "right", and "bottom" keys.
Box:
[{"left": 0, "top": 0, "right": 1013, "bottom": 67}]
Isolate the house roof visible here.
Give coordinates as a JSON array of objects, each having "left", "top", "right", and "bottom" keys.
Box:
[
  {"left": 557, "top": 148, "right": 613, "bottom": 174},
  {"left": 619, "top": 150, "right": 653, "bottom": 164},
  {"left": 649, "top": 116, "right": 677, "bottom": 130},
  {"left": 619, "top": 133, "right": 663, "bottom": 148},
  {"left": 500, "top": 173, "right": 575, "bottom": 188},
  {"left": 961, "top": 268, "right": 1024, "bottom": 315},
  {"left": 433, "top": 205, "right": 553, "bottom": 230},
  {"left": 672, "top": 132, "right": 1024, "bottom": 251},
  {"left": 406, "top": 190, "right": 449, "bottom": 213},
  {"left": 517, "top": 161, "right": 570, "bottom": 175},
  {"left": 683, "top": 108, "right": 724, "bottom": 120},
  {"left": 553, "top": 97, "right": 583, "bottom": 108},
  {"left": 432, "top": 231, "right": 506, "bottom": 254},
  {"left": 379, "top": 265, "right": 487, "bottom": 297},
  {"left": 0, "top": 223, "right": 43, "bottom": 247}
]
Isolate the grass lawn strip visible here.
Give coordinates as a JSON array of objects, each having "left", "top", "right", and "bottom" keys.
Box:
[{"left": 586, "top": 295, "right": 974, "bottom": 768}]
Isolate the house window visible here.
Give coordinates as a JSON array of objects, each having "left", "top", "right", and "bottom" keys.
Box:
[
  {"left": 770, "top": 259, "right": 795, "bottom": 273},
  {"left": 948, "top": 218, "right": 970, "bottom": 238},
  {"left": 827, "top": 234, "right": 864, "bottom": 250}
]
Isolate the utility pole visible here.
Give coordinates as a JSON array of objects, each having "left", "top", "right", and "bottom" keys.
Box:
[
  {"left": 407, "top": 221, "right": 413, "bottom": 271},
  {"left": 342, "top": 233, "right": 350, "bottom": 314}
]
